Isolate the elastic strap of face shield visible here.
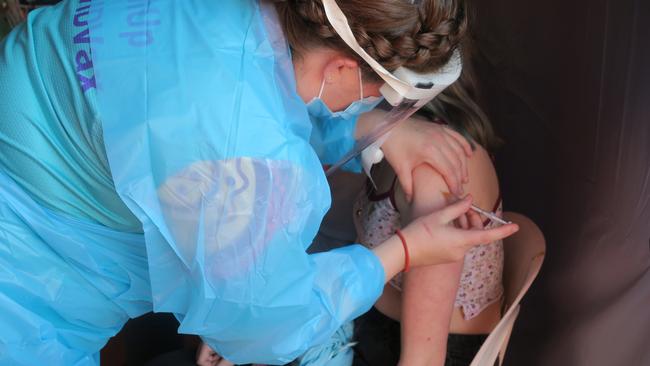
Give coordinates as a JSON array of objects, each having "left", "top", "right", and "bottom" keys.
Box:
[{"left": 320, "top": 0, "right": 463, "bottom": 107}]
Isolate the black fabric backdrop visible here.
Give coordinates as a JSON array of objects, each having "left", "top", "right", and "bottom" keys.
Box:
[{"left": 471, "top": 0, "right": 650, "bottom": 364}]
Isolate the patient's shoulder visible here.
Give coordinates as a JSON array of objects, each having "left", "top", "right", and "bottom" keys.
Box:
[
  {"left": 394, "top": 144, "right": 500, "bottom": 220},
  {"left": 464, "top": 145, "right": 500, "bottom": 210}
]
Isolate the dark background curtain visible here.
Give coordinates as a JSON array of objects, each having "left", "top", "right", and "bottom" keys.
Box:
[{"left": 471, "top": 0, "right": 650, "bottom": 364}]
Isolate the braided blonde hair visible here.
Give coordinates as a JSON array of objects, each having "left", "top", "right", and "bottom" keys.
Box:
[{"left": 272, "top": 0, "right": 467, "bottom": 79}]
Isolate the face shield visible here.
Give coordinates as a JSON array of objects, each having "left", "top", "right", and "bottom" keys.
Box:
[{"left": 320, "top": 0, "right": 463, "bottom": 176}]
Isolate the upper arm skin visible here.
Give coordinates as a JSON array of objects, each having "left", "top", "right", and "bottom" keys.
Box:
[
  {"left": 396, "top": 145, "right": 500, "bottom": 365},
  {"left": 397, "top": 166, "right": 464, "bottom": 365}
]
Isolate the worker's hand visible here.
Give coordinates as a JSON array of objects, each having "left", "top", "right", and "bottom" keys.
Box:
[
  {"left": 402, "top": 196, "right": 517, "bottom": 267},
  {"left": 382, "top": 119, "right": 472, "bottom": 201},
  {"left": 196, "top": 342, "right": 234, "bottom": 366},
  {"left": 453, "top": 199, "right": 484, "bottom": 230}
]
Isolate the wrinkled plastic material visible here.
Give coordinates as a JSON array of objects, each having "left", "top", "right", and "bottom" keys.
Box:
[
  {"left": 325, "top": 100, "right": 421, "bottom": 175},
  {"left": 0, "top": 169, "right": 151, "bottom": 366},
  {"left": 87, "top": 0, "right": 384, "bottom": 364},
  {"left": 0, "top": 0, "right": 144, "bottom": 233},
  {"left": 297, "top": 321, "right": 355, "bottom": 366}
]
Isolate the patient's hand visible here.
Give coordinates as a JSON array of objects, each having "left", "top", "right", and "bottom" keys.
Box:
[{"left": 196, "top": 342, "right": 234, "bottom": 366}]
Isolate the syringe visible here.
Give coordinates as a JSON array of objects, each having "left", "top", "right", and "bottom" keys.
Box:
[{"left": 443, "top": 192, "right": 511, "bottom": 226}]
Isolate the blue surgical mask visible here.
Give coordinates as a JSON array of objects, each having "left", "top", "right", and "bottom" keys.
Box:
[{"left": 307, "top": 68, "right": 383, "bottom": 167}]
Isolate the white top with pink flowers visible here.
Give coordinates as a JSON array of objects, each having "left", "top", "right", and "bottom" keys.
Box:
[{"left": 352, "top": 179, "right": 504, "bottom": 320}]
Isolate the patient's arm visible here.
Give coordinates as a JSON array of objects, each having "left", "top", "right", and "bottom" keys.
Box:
[
  {"left": 374, "top": 283, "right": 403, "bottom": 322},
  {"left": 398, "top": 166, "right": 463, "bottom": 366},
  {"left": 397, "top": 145, "right": 500, "bottom": 366}
]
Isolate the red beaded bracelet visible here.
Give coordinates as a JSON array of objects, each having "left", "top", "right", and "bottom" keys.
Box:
[{"left": 395, "top": 229, "right": 410, "bottom": 272}]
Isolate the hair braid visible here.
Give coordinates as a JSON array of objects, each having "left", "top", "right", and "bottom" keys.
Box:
[{"left": 273, "top": 0, "right": 468, "bottom": 77}]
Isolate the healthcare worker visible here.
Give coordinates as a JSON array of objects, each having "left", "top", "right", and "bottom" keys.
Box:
[{"left": 0, "top": 0, "right": 518, "bottom": 365}]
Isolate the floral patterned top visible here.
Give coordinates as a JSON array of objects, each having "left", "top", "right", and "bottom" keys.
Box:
[{"left": 352, "top": 179, "right": 504, "bottom": 320}]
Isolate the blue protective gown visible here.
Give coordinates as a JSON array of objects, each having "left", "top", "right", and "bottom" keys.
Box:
[{"left": 0, "top": 0, "right": 384, "bottom": 365}]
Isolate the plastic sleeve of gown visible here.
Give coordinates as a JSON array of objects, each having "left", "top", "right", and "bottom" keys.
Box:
[{"left": 88, "top": 1, "right": 384, "bottom": 364}]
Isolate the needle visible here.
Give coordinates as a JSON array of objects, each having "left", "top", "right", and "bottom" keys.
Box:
[
  {"left": 442, "top": 192, "right": 512, "bottom": 226},
  {"left": 468, "top": 203, "right": 511, "bottom": 226}
]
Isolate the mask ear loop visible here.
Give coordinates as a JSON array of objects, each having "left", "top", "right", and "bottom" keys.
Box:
[
  {"left": 358, "top": 67, "right": 364, "bottom": 101},
  {"left": 317, "top": 77, "right": 326, "bottom": 99}
]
